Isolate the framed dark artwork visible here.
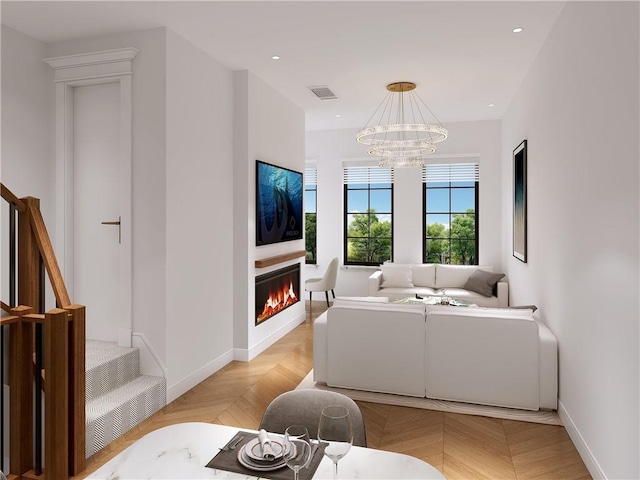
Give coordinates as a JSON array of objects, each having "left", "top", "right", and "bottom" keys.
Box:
[
  {"left": 256, "top": 160, "right": 303, "bottom": 246},
  {"left": 513, "top": 140, "right": 527, "bottom": 262}
]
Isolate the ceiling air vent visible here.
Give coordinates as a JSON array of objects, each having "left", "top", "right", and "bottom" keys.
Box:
[{"left": 308, "top": 86, "right": 337, "bottom": 100}]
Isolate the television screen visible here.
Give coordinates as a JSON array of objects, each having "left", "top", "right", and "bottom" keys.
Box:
[{"left": 256, "top": 160, "right": 303, "bottom": 246}]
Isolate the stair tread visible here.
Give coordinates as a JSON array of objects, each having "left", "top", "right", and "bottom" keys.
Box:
[
  {"left": 86, "top": 375, "right": 165, "bottom": 418},
  {"left": 86, "top": 339, "right": 137, "bottom": 371},
  {"left": 85, "top": 374, "right": 166, "bottom": 457},
  {"left": 85, "top": 340, "right": 141, "bottom": 403}
]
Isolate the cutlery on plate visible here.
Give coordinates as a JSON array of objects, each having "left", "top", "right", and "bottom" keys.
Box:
[{"left": 220, "top": 433, "right": 244, "bottom": 451}]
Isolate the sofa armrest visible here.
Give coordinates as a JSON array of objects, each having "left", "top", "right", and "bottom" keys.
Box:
[
  {"left": 313, "top": 311, "right": 328, "bottom": 383},
  {"left": 369, "top": 270, "right": 383, "bottom": 296},
  {"left": 496, "top": 281, "right": 509, "bottom": 307},
  {"left": 537, "top": 320, "right": 558, "bottom": 409}
]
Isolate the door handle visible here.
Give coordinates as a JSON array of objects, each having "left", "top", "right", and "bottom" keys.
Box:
[{"left": 101, "top": 216, "right": 121, "bottom": 244}]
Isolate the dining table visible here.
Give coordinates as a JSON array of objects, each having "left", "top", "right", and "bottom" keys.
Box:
[{"left": 85, "top": 422, "right": 446, "bottom": 479}]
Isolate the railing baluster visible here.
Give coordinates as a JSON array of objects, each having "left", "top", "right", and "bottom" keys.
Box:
[
  {"left": 0, "top": 320, "right": 3, "bottom": 474},
  {"left": 34, "top": 257, "right": 45, "bottom": 476},
  {"left": 44, "top": 309, "right": 70, "bottom": 479},
  {"left": 40, "top": 255, "right": 45, "bottom": 312},
  {"left": 34, "top": 321, "right": 43, "bottom": 476},
  {"left": 10, "top": 203, "right": 16, "bottom": 307},
  {"left": 67, "top": 304, "right": 86, "bottom": 475},
  {"left": 1, "top": 203, "right": 17, "bottom": 473}
]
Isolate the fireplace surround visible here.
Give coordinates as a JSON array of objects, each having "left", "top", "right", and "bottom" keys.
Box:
[{"left": 255, "top": 263, "right": 301, "bottom": 325}]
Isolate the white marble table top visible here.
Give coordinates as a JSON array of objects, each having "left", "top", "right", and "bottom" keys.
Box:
[{"left": 86, "top": 422, "right": 445, "bottom": 479}]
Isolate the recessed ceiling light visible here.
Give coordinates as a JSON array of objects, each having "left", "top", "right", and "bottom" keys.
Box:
[
  {"left": 488, "top": 103, "right": 495, "bottom": 107},
  {"left": 271, "top": 55, "right": 280, "bottom": 60},
  {"left": 512, "top": 27, "right": 524, "bottom": 33},
  {"left": 335, "top": 114, "right": 341, "bottom": 118}
]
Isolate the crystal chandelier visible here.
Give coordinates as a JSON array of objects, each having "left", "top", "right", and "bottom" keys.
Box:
[{"left": 356, "top": 82, "right": 448, "bottom": 167}]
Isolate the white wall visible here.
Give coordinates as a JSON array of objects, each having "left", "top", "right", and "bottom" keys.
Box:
[
  {"left": 47, "top": 28, "right": 169, "bottom": 366},
  {"left": 305, "top": 120, "right": 502, "bottom": 296},
  {"left": 501, "top": 3, "right": 639, "bottom": 478},
  {"left": 233, "top": 70, "right": 306, "bottom": 360},
  {"left": 1, "top": 26, "right": 55, "bottom": 309},
  {"left": 1, "top": 26, "right": 53, "bottom": 216},
  {"left": 232, "top": 71, "right": 249, "bottom": 352},
  {"left": 165, "top": 29, "right": 234, "bottom": 400}
]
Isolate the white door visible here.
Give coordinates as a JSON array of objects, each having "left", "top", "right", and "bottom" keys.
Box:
[{"left": 73, "top": 82, "right": 122, "bottom": 342}]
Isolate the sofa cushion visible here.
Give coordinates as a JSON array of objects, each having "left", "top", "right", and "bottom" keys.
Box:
[
  {"left": 411, "top": 264, "right": 436, "bottom": 288},
  {"left": 380, "top": 264, "right": 414, "bottom": 288},
  {"left": 333, "top": 296, "right": 390, "bottom": 307},
  {"left": 441, "top": 288, "right": 499, "bottom": 308},
  {"left": 464, "top": 269, "right": 505, "bottom": 297},
  {"left": 435, "top": 264, "right": 492, "bottom": 288},
  {"left": 379, "top": 287, "right": 438, "bottom": 299},
  {"left": 331, "top": 302, "right": 426, "bottom": 315},
  {"left": 474, "top": 306, "right": 535, "bottom": 318}
]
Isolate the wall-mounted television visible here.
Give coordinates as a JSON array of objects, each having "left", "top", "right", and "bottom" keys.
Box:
[{"left": 256, "top": 160, "right": 303, "bottom": 246}]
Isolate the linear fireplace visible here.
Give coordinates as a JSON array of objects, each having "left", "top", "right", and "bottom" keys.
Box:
[{"left": 255, "top": 263, "right": 301, "bottom": 325}]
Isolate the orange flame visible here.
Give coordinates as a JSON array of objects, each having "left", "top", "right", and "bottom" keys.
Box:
[{"left": 257, "top": 280, "right": 298, "bottom": 323}]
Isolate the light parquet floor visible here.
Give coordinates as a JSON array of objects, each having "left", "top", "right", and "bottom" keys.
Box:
[{"left": 75, "top": 301, "right": 591, "bottom": 480}]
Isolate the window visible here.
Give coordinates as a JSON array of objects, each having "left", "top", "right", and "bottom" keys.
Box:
[
  {"left": 305, "top": 167, "right": 317, "bottom": 264},
  {"left": 423, "top": 163, "right": 479, "bottom": 265},
  {"left": 344, "top": 166, "right": 394, "bottom": 265}
]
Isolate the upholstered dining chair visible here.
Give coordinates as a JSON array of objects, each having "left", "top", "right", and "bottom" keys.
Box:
[
  {"left": 259, "top": 389, "right": 367, "bottom": 447},
  {"left": 305, "top": 257, "right": 338, "bottom": 308}
]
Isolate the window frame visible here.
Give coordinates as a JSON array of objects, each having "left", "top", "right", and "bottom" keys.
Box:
[
  {"left": 305, "top": 167, "right": 317, "bottom": 265},
  {"left": 343, "top": 169, "right": 394, "bottom": 267},
  {"left": 422, "top": 165, "right": 479, "bottom": 265}
]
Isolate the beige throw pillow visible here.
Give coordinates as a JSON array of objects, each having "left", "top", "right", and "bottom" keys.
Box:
[{"left": 464, "top": 269, "right": 505, "bottom": 297}]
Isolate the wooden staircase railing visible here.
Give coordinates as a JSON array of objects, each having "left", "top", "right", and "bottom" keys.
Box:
[{"left": 1, "top": 183, "right": 85, "bottom": 480}]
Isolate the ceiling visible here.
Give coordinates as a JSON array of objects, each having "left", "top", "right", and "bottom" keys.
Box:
[{"left": 1, "top": 1, "right": 566, "bottom": 131}]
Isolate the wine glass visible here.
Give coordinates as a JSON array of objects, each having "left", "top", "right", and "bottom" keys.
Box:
[
  {"left": 317, "top": 405, "right": 353, "bottom": 480},
  {"left": 283, "top": 425, "right": 312, "bottom": 480}
]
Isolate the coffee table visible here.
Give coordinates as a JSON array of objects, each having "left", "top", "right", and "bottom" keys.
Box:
[{"left": 394, "top": 295, "right": 477, "bottom": 307}]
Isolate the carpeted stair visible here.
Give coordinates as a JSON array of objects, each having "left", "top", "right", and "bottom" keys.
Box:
[{"left": 85, "top": 340, "right": 166, "bottom": 458}]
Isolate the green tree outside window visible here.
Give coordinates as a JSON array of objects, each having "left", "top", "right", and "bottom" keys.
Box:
[{"left": 346, "top": 210, "right": 392, "bottom": 264}]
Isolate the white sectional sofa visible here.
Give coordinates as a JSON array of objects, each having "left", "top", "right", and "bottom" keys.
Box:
[
  {"left": 313, "top": 299, "right": 558, "bottom": 411},
  {"left": 369, "top": 263, "right": 509, "bottom": 307}
]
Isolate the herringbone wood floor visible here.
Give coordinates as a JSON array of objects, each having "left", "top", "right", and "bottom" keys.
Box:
[{"left": 75, "top": 302, "right": 591, "bottom": 480}]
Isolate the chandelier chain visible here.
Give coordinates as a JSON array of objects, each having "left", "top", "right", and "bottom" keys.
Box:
[
  {"left": 414, "top": 90, "right": 444, "bottom": 127},
  {"left": 362, "top": 92, "right": 391, "bottom": 129}
]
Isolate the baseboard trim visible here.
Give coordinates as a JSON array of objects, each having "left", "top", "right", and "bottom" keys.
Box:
[
  {"left": 166, "top": 349, "right": 234, "bottom": 403},
  {"left": 234, "top": 312, "right": 307, "bottom": 362},
  {"left": 558, "top": 400, "right": 606, "bottom": 479}
]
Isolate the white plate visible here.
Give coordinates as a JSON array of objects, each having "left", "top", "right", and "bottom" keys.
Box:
[
  {"left": 244, "top": 437, "right": 286, "bottom": 462},
  {"left": 237, "top": 445, "right": 286, "bottom": 472}
]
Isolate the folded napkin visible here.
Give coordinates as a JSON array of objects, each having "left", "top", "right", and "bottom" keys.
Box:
[{"left": 258, "top": 429, "right": 276, "bottom": 461}]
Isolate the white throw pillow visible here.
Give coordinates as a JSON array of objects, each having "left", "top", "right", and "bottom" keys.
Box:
[
  {"left": 380, "top": 265, "right": 414, "bottom": 288},
  {"left": 411, "top": 264, "right": 436, "bottom": 287}
]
